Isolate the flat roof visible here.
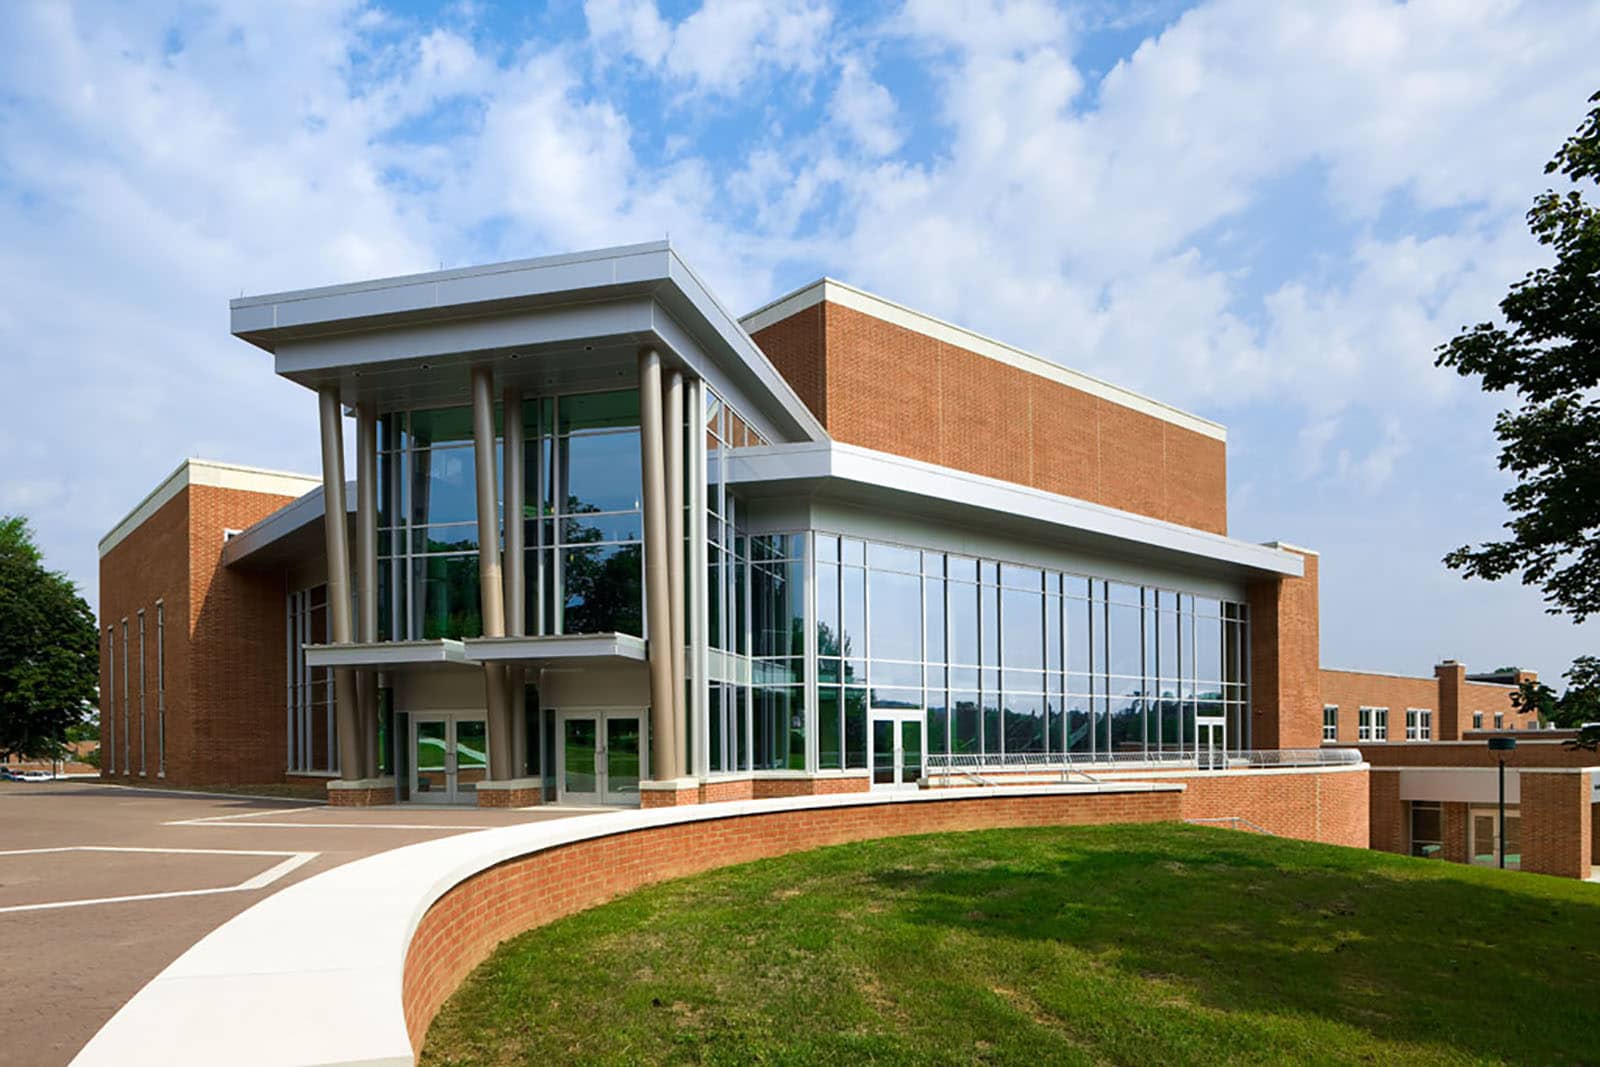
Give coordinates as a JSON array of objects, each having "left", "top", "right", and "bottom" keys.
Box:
[
  {"left": 741, "top": 277, "right": 1227, "bottom": 442},
  {"left": 99, "top": 459, "right": 320, "bottom": 559}
]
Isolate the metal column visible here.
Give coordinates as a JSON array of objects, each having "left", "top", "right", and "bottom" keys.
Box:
[
  {"left": 639, "top": 349, "right": 677, "bottom": 781},
  {"left": 318, "top": 386, "right": 362, "bottom": 780},
  {"left": 503, "top": 386, "right": 527, "bottom": 776},
  {"left": 664, "top": 368, "right": 686, "bottom": 777},
  {"left": 355, "top": 402, "right": 380, "bottom": 780},
  {"left": 471, "top": 366, "right": 512, "bottom": 781}
]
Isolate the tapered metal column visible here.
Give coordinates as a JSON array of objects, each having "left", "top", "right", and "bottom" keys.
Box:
[
  {"left": 639, "top": 349, "right": 677, "bottom": 780},
  {"left": 687, "top": 378, "right": 709, "bottom": 778},
  {"left": 355, "top": 402, "right": 380, "bottom": 780},
  {"left": 663, "top": 368, "right": 687, "bottom": 777},
  {"left": 502, "top": 386, "right": 526, "bottom": 776},
  {"left": 318, "top": 387, "right": 361, "bottom": 780},
  {"left": 472, "top": 366, "right": 512, "bottom": 781}
]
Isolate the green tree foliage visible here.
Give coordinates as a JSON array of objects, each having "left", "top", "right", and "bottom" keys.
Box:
[
  {"left": 1509, "top": 656, "right": 1600, "bottom": 750},
  {"left": 1436, "top": 91, "right": 1600, "bottom": 618},
  {"left": 0, "top": 517, "right": 99, "bottom": 760}
]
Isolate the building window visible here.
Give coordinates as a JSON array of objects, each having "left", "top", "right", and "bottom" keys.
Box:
[
  {"left": 104, "top": 627, "right": 115, "bottom": 774},
  {"left": 812, "top": 533, "right": 1249, "bottom": 769},
  {"left": 1494, "top": 712, "right": 1504, "bottom": 730},
  {"left": 155, "top": 601, "right": 166, "bottom": 777},
  {"left": 1409, "top": 801, "right": 1442, "bottom": 858},
  {"left": 1418, "top": 708, "right": 1431, "bottom": 740},
  {"left": 121, "top": 619, "right": 130, "bottom": 775},
  {"left": 1358, "top": 706, "right": 1373, "bottom": 741},
  {"left": 137, "top": 610, "right": 147, "bottom": 775},
  {"left": 1323, "top": 704, "right": 1338, "bottom": 742},
  {"left": 1473, "top": 711, "right": 1483, "bottom": 730},
  {"left": 287, "top": 585, "right": 337, "bottom": 774}
]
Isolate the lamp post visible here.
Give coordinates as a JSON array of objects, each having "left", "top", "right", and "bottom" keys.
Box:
[{"left": 1487, "top": 736, "right": 1517, "bottom": 868}]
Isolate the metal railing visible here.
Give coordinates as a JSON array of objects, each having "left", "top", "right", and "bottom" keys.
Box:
[
  {"left": 1186, "top": 816, "right": 1277, "bottom": 835},
  {"left": 924, "top": 747, "right": 1360, "bottom": 776}
]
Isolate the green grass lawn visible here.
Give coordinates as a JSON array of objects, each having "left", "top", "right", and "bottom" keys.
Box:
[{"left": 422, "top": 823, "right": 1600, "bottom": 1065}]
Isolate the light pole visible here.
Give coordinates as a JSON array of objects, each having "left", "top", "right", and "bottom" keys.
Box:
[{"left": 1487, "top": 736, "right": 1517, "bottom": 868}]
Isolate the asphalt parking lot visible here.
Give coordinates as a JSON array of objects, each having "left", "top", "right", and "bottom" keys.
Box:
[{"left": 0, "top": 781, "right": 577, "bottom": 1067}]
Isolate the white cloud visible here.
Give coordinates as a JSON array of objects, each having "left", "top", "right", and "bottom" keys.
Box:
[{"left": 584, "top": 0, "right": 833, "bottom": 96}]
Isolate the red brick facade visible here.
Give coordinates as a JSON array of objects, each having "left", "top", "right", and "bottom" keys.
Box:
[
  {"left": 1520, "top": 771, "right": 1593, "bottom": 879},
  {"left": 751, "top": 300, "right": 1229, "bottom": 535},
  {"left": 401, "top": 787, "right": 1182, "bottom": 1054},
  {"left": 1164, "top": 767, "right": 1369, "bottom": 848},
  {"left": 1247, "top": 547, "right": 1321, "bottom": 750},
  {"left": 98, "top": 470, "right": 307, "bottom": 787}
]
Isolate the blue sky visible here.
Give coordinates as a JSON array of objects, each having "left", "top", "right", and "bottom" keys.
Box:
[{"left": 2, "top": 0, "right": 1597, "bottom": 679}]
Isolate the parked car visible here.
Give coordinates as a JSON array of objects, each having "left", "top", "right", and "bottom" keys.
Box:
[
  {"left": 0, "top": 768, "right": 18, "bottom": 781},
  {"left": 16, "top": 770, "right": 53, "bottom": 782}
]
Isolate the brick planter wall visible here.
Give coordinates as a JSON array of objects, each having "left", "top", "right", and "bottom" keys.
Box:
[
  {"left": 1162, "top": 768, "right": 1369, "bottom": 848},
  {"left": 326, "top": 781, "right": 395, "bottom": 807},
  {"left": 1521, "top": 771, "right": 1594, "bottom": 879},
  {"left": 401, "top": 787, "right": 1181, "bottom": 1055}
]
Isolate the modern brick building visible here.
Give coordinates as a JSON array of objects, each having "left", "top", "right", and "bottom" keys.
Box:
[{"left": 94, "top": 242, "right": 1595, "bottom": 875}]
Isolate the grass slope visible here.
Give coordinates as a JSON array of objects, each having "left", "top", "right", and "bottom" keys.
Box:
[{"left": 423, "top": 823, "right": 1600, "bottom": 1065}]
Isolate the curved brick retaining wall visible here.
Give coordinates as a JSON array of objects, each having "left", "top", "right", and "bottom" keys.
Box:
[{"left": 400, "top": 785, "right": 1181, "bottom": 1054}]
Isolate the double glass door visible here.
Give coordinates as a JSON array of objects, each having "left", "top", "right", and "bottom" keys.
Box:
[
  {"left": 870, "top": 709, "right": 923, "bottom": 789},
  {"left": 1196, "top": 718, "right": 1226, "bottom": 770},
  {"left": 1471, "top": 809, "right": 1522, "bottom": 868},
  {"left": 411, "top": 714, "right": 488, "bottom": 804},
  {"left": 558, "top": 710, "right": 646, "bottom": 806}
]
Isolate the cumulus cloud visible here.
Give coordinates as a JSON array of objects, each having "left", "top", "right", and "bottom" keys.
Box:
[{"left": 2, "top": 0, "right": 1598, "bottom": 675}]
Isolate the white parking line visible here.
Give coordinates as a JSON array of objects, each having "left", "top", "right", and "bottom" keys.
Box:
[
  {"left": 167, "top": 814, "right": 499, "bottom": 830},
  {"left": 0, "top": 846, "right": 320, "bottom": 914}
]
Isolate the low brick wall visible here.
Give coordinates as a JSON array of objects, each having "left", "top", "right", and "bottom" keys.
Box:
[
  {"left": 1164, "top": 768, "right": 1368, "bottom": 847},
  {"left": 401, "top": 786, "right": 1181, "bottom": 1055}
]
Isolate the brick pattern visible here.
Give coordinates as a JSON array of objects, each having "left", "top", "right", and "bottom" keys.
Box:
[
  {"left": 1163, "top": 768, "right": 1369, "bottom": 848},
  {"left": 1520, "top": 771, "right": 1593, "bottom": 879},
  {"left": 327, "top": 785, "right": 396, "bottom": 807},
  {"left": 1441, "top": 802, "right": 1470, "bottom": 864},
  {"left": 639, "top": 784, "right": 701, "bottom": 809},
  {"left": 1368, "top": 771, "right": 1403, "bottom": 853},
  {"left": 1357, "top": 741, "right": 1597, "bottom": 769},
  {"left": 752, "top": 302, "right": 1229, "bottom": 534},
  {"left": 1247, "top": 549, "right": 1321, "bottom": 750},
  {"left": 100, "top": 482, "right": 304, "bottom": 787},
  {"left": 1320, "top": 665, "right": 1535, "bottom": 743},
  {"left": 401, "top": 788, "right": 1181, "bottom": 1055},
  {"left": 478, "top": 787, "right": 542, "bottom": 808}
]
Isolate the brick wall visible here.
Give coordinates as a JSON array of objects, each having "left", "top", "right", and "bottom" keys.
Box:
[
  {"left": 1247, "top": 548, "right": 1321, "bottom": 750},
  {"left": 1358, "top": 741, "right": 1596, "bottom": 769},
  {"left": 1520, "top": 771, "right": 1593, "bottom": 879},
  {"left": 401, "top": 788, "right": 1181, "bottom": 1054},
  {"left": 1320, "top": 665, "right": 1535, "bottom": 743},
  {"left": 1369, "top": 771, "right": 1404, "bottom": 853},
  {"left": 1157, "top": 767, "right": 1369, "bottom": 848},
  {"left": 99, "top": 493, "right": 191, "bottom": 781},
  {"left": 752, "top": 301, "right": 1228, "bottom": 535},
  {"left": 100, "top": 479, "right": 300, "bottom": 786}
]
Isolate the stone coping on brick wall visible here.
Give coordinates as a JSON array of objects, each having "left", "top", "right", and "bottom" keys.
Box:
[{"left": 71, "top": 781, "right": 1181, "bottom": 1067}]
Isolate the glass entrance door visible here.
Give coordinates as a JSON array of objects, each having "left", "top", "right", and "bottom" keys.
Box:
[
  {"left": 1471, "top": 809, "right": 1522, "bottom": 868},
  {"left": 869, "top": 710, "right": 923, "bottom": 789},
  {"left": 558, "top": 709, "right": 647, "bottom": 806},
  {"left": 1196, "top": 718, "right": 1226, "bottom": 771},
  {"left": 410, "top": 715, "right": 488, "bottom": 804}
]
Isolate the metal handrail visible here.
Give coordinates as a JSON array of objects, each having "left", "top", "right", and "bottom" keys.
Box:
[{"left": 924, "top": 748, "right": 1360, "bottom": 774}]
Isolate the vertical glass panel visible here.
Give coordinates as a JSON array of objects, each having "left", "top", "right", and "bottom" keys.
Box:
[
  {"left": 1000, "top": 564, "right": 1042, "bottom": 590},
  {"left": 841, "top": 538, "right": 865, "bottom": 565},
  {"left": 926, "top": 694, "right": 949, "bottom": 756},
  {"left": 411, "top": 556, "right": 481, "bottom": 639},
  {"left": 868, "top": 569, "right": 921, "bottom": 662},
  {"left": 414, "top": 720, "right": 447, "bottom": 797},
  {"left": 409, "top": 406, "right": 477, "bottom": 446},
  {"left": 564, "top": 718, "right": 598, "bottom": 795},
  {"left": 924, "top": 578, "right": 946, "bottom": 664},
  {"left": 872, "top": 719, "right": 895, "bottom": 785},
  {"left": 455, "top": 719, "right": 487, "bottom": 801},
  {"left": 1045, "top": 596, "right": 1061, "bottom": 673},
  {"left": 901, "top": 720, "right": 922, "bottom": 785},
  {"left": 1109, "top": 694, "right": 1143, "bottom": 757},
  {"left": 1196, "top": 615, "right": 1223, "bottom": 683},
  {"left": 815, "top": 533, "right": 839, "bottom": 562},
  {"left": 922, "top": 551, "right": 945, "bottom": 577},
  {"left": 1067, "top": 596, "right": 1089, "bottom": 675},
  {"left": 982, "top": 692, "right": 1001, "bottom": 757},
  {"left": 1067, "top": 694, "right": 1093, "bottom": 754},
  {"left": 1046, "top": 694, "right": 1063, "bottom": 755},
  {"left": 842, "top": 566, "right": 866, "bottom": 660},
  {"left": 560, "top": 430, "right": 642, "bottom": 515},
  {"left": 606, "top": 716, "right": 641, "bottom": 798},
  {"left": 735, "top": 683, "right": 750, "bottom": 771},
  {"left": 1004, "top": 692, "right": 1045, "bottom": 754},
  {"left": 953, "top": 692, "right": 980, "bottom": 754},
  {"left": 981, "top": 584, "right": 999, "bottom": 667},
  {"left": 844, "top": 686, "right": 868, "bottom": 769},
  {"left": 1001, "top": 587, "right": 1043, "bottom": 670},
  {"left": 1109, "top": 602, "right": 1142, "bottom": 678},
  {"left": 816, "top": 563, "right": 841, "bottom": 655},
  {"left": 818, "top": 687, "right": 842, "bottom": 770},
  {"left": 409, "top": 445, "right": 478, "bottom": 526},
  {"left": 950, "top": 581, "right": 978, "bottom": 665},
  {"left": 753, "top": 559, "right": 805, "bottom": 657},
  {"left": 561, "top": 544, "right": 642, "bottom": 636}
]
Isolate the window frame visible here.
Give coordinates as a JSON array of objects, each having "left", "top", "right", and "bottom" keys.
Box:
[{"left": 1323, "top": 704, "right": 1338, "bottom": 742}]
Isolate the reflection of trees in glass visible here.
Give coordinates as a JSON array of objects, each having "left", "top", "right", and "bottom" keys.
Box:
[{"left": 561, "top": 498, "right": 642, "bottom": 636}]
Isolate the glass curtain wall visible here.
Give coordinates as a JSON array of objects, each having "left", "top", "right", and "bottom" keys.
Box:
[
  {"left": 286, "top": 584, "right": 336, "bottom": 773},
  {"left": 376, "top": 389, "right": 643, "bottom": 640},
  {"left": 813, "top": 534, "right": 1249, "bottom": 768},
  {"left": 703, "top": 388, "right": 792, "bottom": 774}
]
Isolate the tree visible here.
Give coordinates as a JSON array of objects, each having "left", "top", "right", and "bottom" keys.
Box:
[
  {"left": 1435, "top": 91, "right": 1600, "bottom": 618},
  {"left": 1509, "top": 656, "right": 1600, "bottom": 751},
  {"left": 0, "top": 517, "right": 99, "bottom": 761}
]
